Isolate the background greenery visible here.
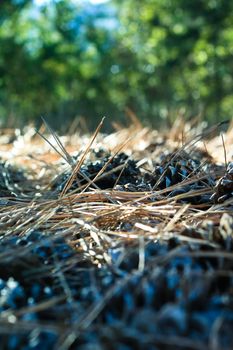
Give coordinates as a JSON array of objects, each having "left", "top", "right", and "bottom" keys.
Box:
[{"left": 0, "top": 0, "right": 233, "bottom": 130}]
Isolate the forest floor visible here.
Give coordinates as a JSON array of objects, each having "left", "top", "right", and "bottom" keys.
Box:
[{"left": 0, "top": 118, "right": 233, "bottom": 350}]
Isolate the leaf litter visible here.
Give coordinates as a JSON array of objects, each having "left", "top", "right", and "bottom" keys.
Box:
[{"left": 0, "top": 118, "right": 232, "bottom": 349}]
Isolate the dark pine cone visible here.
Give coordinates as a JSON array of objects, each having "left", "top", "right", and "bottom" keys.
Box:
[{"left": 211, "top": 162, "right": 233, "bottom": 203}]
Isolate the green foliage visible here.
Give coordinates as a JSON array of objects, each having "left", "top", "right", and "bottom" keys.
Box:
[
  {"left": 113, "top": 0, "right": 233, "bottom": 122},
  {"left": 0, "top": 0, "right": 233, "bottom": 128}
]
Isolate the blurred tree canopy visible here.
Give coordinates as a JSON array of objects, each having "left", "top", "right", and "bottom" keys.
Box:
[{"left": 0, "top": 0, "right": 233, "bottom": 129}]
